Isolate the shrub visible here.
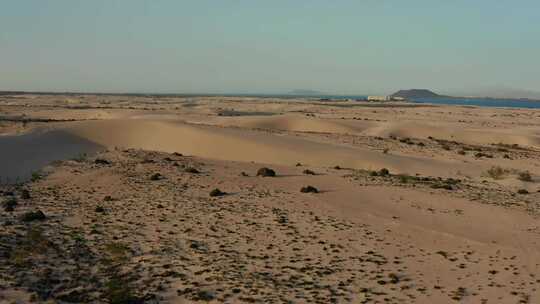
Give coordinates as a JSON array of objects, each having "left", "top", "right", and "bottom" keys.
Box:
[
  {"left": 95, "top": 206, "right": 105, "bottom": 213},
  {"left": 302, "top": 169, "right": 316, "bottom": 175},
  {"left": 517, "top": 171, "right": 532, "bottom": 182},
  {"left": 20, "top": 189, "right": 31, "bottom": 199},
  {"left": 300, "top": 186, "right": 319, "bottom": 193},
  {"left": 257, "top": 167, "right": 276, "bottom": 177},
  {"left": 2, "top": 198, "right": 18, "bottom": 212},
  {"left": 378, "top": 168, "right": 390, "bottom": 177},
  {"left": 150, "top": 173, "right": 163, "bottom": 181},
  {"left": 517, "top": 189, "right": 529, "bottom": 195},
  {"left": 21, "top": 210, "right": 46, "bottom": 222},
  {"left": 485, "top": 166, "right": 506, "bottom": 180},
  {"left": 209, "top": 188, "right": 226, "bottom": 197},
  {"left": 185, "top": 167, "right": 200, "bottom": 174},
  {"left": 94, "top": 158, "right": 111, "bottom": 165}
]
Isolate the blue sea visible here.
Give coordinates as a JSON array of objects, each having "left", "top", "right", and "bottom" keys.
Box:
[
  {"left": 301, "top": 95, "right": 540, "bottom": 109},
  {"left": 409, "top": 97, "right": 540, "bottom": 109},
  {"left": 242, "top": 94, "right": 540, "bottom": 109}
]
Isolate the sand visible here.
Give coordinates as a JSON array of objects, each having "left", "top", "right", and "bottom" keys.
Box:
[{"left": 1, "top": 93, "right": 540, "bottom": 303}]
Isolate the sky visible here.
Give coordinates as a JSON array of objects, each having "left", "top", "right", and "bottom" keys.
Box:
[{"left": 1, "top": 0, "right": 539, "bottom": 96}]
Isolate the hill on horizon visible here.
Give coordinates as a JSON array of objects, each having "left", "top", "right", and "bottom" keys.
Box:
[{"left": 390, "top": 89, "right": 443, "bottom": 99}]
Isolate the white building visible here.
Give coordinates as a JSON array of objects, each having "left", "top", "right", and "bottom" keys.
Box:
[{"left": 367, "top": 96, "right": 389, "bottom": 102}]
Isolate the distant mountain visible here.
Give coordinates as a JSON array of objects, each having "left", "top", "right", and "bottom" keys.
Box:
[
  {"left": 287, "top": 89, "right": 326, "bottom": 96},
  {"left": 390, "top": 89, "right": 443, "bottom": 99}
]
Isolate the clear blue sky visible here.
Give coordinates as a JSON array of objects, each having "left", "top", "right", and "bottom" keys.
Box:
[{"left": 1, "top": 0, "right": 539, "bottom": 95}]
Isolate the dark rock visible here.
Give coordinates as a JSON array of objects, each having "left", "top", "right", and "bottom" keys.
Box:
[{"left": 303, "top": 169, "right": 316, "bottom": 175}]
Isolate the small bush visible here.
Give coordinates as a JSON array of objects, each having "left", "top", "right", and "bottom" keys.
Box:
[
  {"left": 257, "top": 167, "right": 276, "bottom": 177},
  {"left": 2, "top": 198, "right": 18, "bottom": 212},
  {"left": 302, "top": 169, "right": 316, "bottom": 175},
  {"left": 21, "top": 210, "right": 46, "bottom": 222},
  {"left": 20, "top": 189, "right": 31, "bottom": 200},
  {"left": 300, "top": 186, "right": 319, "bottom": 193},
  {"left": 517, "top": 171, "right": 532, "bottom": 182},
  {"left": 517, "top": 189, "right": 529, "bottom": 195},
  {"left": 485, "top": 166, "right": 507, "bottom": 180},
  {"left": 378, "top": 168, "right": 390, "bottom": 177},
  {"left": 95, "top": 206, "right": 105, "bottom": 213},
  {"left": 30, "top": 172, "right": 42, "bottom": 182},
  {"left": 209, "top": 188, "right": 226, "bottom": 197},
  {"left": 185, "top": 167, "right": 200, "bottom": 174},
  {"left": 94, "top": 158, "right": 111, "bottom": 165},
  {"left": 150, "top": 173, "right": 163, "bottom": 181}
]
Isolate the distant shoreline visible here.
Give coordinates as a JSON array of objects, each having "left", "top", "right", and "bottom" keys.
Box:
[{"left": 1, "top": 90, "right": 539, "bottom": 103}]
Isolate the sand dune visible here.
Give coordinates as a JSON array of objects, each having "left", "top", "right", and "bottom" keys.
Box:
[
  {"left": 200, "top": 114, "right": 374, "bottom": 134},
  {"left": 0, "top": 130, "right": 102, "bottom": 181},
  {"left": 199, "top": 114, "right": 540, "bottom": 148},
  {"left": 364, "top": 121, "right": 540, "bottom": 147},
  {"left": 58, "top": 119, "right": 481, "bottom": 178}
]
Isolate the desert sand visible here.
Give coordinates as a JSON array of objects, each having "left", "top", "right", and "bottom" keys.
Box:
[{"left": 1, "top": 93, "right": 540, "bottom": 303}]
